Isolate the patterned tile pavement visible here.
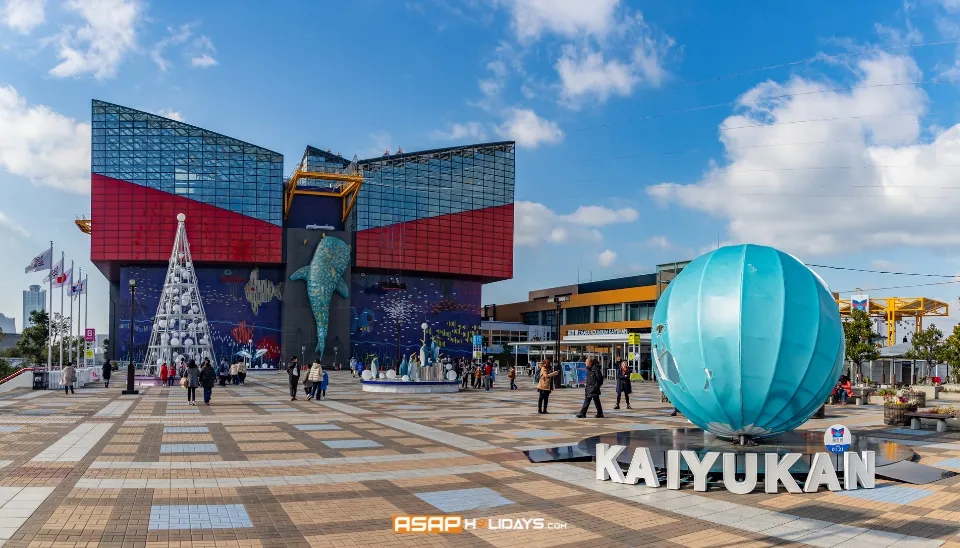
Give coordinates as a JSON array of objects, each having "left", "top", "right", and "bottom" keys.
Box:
[{"left": 0, "top": 371, "right": 956, "bottom": 547}]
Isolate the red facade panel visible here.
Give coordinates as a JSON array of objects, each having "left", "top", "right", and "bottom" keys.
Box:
[
  {"left": 354, "top": 203, "right": 514, "bottom": 281},
  {"left": 91, "top": 174, "right": 282, "bottom": 269}
]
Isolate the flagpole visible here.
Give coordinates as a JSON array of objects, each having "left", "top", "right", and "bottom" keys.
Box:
[
  {"left": 59, "top": 256, "right": 68, "bottom": 368},
  {"left": 46, "top": 241, "right": 53, "bottom": 372},
  {"left": 84, "top": 274, "right": 89, "bottom": 368},
  {"left": 69, "top": 268, "right": 76, "bottom": 364}
]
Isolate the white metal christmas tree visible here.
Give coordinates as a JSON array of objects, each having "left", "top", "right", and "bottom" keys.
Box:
[{"left": 145, "top": 213, "right": 216, "bottom": 369}]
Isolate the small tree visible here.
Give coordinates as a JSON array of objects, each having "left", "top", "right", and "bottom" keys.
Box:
[
  {"left": 844, "top": 309, "right": 880, "bottom": 380},
  {"left": 905, "top": 324, "right": 944, "bottom": 384},
  {"left": 938, "top": 324, "right": 960, "bottom": 384},
  {"left": 15, "top": 310, "right": 50, "bottom": 365}
]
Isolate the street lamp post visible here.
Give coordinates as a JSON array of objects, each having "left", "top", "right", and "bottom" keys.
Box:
[
  {"left": 123, "top": 279, "right": 139, "bottom": 394},
  {"left": 248, "top": 338, "right": 253, "bottom": 369},
  {"left": 548, "top": 295, "right": 570, "bottom": 389}
]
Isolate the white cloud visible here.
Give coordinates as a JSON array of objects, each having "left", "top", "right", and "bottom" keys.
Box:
[
  {"left": 556, "top": 46, "right": 637, "bottom": 103},
  {"left": 3, "top": 0, "right": 44, "bottom": 33},
  {"left": 432, "top": 121, "right": 488, "bottom": 142},
  {"left": 598, "top": 249, "right": 617, "bottom": 267},
  {"left": 646, "top": 235, "right": 673, "bottom": 249},
  {"left": 50, "top": 0, "right": 141, "bottom": 79},
  {"left": 871, "top": 259, "right": 900, "bottom": 270},
  {"left": 496, "top": 108, "right": 563, "bottom": 148},
  {"left": 646, "top": 52, "right": 960, "bottom": 256},
  {"left": 563, "top": 205, "right": 638, "bottom": 226},
  {"left": 0, "top": 211, "right": 28, "bottom": 243},
  {"left": 189, "top": 36, "right": 217, "bottom": 68},
  {"left": 154, "top": 108, "right": 183, "bottom": 121},
  {"left": 152, "top": 24, "right": 217, "bottom": 72},
  {"left": 504, "top": 0, "right": 621, "bottom": 41},
  {"left": 369, "top": 130, "right": 395, "bottom": 157},
  {"left": 150, "top": 23, "right": 191, "bottom": 72},
  {"left": 0, "top": 86, "right": 91, "bottom": 194},
  {"left": 514, "top": 200, "right": 635, "bottom": 247}
]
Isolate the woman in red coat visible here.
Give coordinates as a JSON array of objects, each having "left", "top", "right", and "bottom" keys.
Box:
[
  {"left": 159, "top": 363, "right": 169, "bottom": 386},
  {"left": 833, "top": 375, "right": 852, "bottom": 404}
]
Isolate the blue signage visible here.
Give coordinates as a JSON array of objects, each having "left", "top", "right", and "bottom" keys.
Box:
[
  {"left": 472, "top": 335, "right": 483, "bottom": 346},
  {"left": 824, "top": 424, "right": 851, "bottom": 454}
]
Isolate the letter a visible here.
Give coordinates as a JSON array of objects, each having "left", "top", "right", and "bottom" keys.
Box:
[
  {"left": 595, "top": 443, "right": 626, "bottom": 482},
  {"left": 843, "top": 451, "right": 875, "bottom": 490},
  {"left": 804, "top": 453, "right": 842, "bottom": 493},
  {"left": 625, "top": 447, "right": 660, "bottom": 487},
  {"left": 764, "top": 453, "right": 802, "bottom": 494}
]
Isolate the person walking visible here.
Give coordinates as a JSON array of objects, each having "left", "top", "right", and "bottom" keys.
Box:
[
  {"left": 319, "top": 368, "right": 329, "bottom": 400},
  {"left": 200, "top": 359, "right": 216, "bottom": 405},
  {"left": 461, "top": 362, "right": 471, "bottom": 389},
  {"left": 62, "top": 362, "right": 76, "bottom": 395},
  {"left": 307, "top": 360, "right": 323, "bottom": 400},
  {"left": 508, "top": 365, "right": 518, "bottom": 390},
  {"left": 576, "top": 358, "right": 605, "bottom": 418},
  {"left": 217, "top": 360, "right": 229, "bottom": 387},
  {"left": 238, "top": 359, "right": 247, "bottom": 385},
  {"left": 483, "top": 359, "right": 493, "bottom": 391},
  {"left": 286, "top": 356, "right": 300, "bottom": 401},
  {"left": 182, "top": 360, "right": 200, "bottom": 406},
  {"left": 230, "top": 360, "right": 240, "bottom": 385},
  {"left": 102, "top": 359, "right": 112, "bottom": 389},
  {"left": 536, "top": 358, "right": 558, "bottom": 414},
  {"left": 473, "top": 362, "right": 482, "bottom": 389},
  {"left": 159, "top": 362, "right": 169, "bottom": 387},
  {"left": 614, "top": 360, "right": 632, "bottom": 410}
]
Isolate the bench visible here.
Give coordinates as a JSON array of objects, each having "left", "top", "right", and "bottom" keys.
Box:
[
  {"left": 851, "top": 387, "right": 876, "bottom": 406},
  {"left": 904, "top": 412, "right": 955, "bottom": 433}
]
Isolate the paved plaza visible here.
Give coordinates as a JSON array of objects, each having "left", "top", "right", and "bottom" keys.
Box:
[{"left": 0, "top": 372, "right": 958, "bottom": 548}]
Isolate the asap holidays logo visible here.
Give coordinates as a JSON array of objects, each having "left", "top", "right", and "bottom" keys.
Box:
[{"left": 824, "top": 424, "right": 851, "bottom": 454}]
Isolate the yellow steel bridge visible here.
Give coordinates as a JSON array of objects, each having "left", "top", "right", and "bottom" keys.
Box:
[{"left": 836, "top": 295, "right": 949, "bottom": 346}]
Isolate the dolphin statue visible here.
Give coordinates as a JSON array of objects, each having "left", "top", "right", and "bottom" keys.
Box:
[{"left": 291, "top": 235, "right": 351, "bottom": 356}]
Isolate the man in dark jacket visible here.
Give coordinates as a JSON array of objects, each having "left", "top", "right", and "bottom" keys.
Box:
[
  {"left": 199, "top": 359, "right": 217, "bottom": 405},
  {"left": 102, "top": 359, "right": 112, "bottom": 389},
  {"left": 576, "top": 358, "right": 605, "bottom": 418},
  {"left": 286, "top": 356, "right": 300, "bottom": 401}
]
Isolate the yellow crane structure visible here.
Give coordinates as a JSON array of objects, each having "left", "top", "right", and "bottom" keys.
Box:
[
  {"left": 836, "top": 295, "right": 949, "bottom": 347},
  {"left": 283, "top": 155, "right": 364, "bottom": 222}
]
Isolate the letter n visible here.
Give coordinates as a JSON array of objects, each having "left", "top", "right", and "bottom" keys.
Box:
[{"left": 844, "top": 451, "right": 875, "bottom": 490}]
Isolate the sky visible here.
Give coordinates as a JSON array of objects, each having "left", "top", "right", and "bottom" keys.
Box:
[{"left": 4, "top": 0, "right": 960, "bottom": 341}]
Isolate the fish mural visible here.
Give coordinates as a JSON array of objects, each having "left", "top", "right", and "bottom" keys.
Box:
[
  {"left": 244, "top": 267, "right": 283, "bottom": 314},
  {"left": 291, "top": 235, "right": 351, "bottom": 355}
]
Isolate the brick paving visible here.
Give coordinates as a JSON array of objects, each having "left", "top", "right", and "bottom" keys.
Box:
[{"left": 0, "top": 371, "right": 957, "bottom": 547}]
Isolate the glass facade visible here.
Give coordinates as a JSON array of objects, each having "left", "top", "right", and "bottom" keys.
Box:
[
  {"left": 595, "top": 304, "right": 623, "bottom": 323},
  {"left": 566, "top": 306, "right": 591, "bottom": 324},
  {"left": 354, "top": 143, "right": 515, "bottom": 281},
  {"left": 522, "top": 311, "right": 540, "bottom": 325},
  {"left": 627, "top": 302, "right": 655, "bottom": 321},
  {"left": 295, "top": 147, "right": 353, "bottom": 192},
  {"left": 92, "top": 101, "right": 284, "bottom": 225},
  {"left": 91, "top": 101, "right": 284, "bottom": 268}
]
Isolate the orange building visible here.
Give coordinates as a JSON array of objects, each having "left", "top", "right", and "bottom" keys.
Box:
[{"left": 483, "top": 261, "right": 689, "bottom": 375}]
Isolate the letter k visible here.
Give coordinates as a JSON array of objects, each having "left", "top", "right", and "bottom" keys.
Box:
[{"left": 596, "top": 443, "right": 627, "bottom": 482}]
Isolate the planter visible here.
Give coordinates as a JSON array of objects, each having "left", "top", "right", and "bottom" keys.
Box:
[
  {"left": 884, "top": 402, "right": 918, "bottom": 426},
  {"left": 905, "top": 392, "right": 926, "bottom": 408},
  {"left": 909, "top": 385, "right": 941, "bottom": 401}
]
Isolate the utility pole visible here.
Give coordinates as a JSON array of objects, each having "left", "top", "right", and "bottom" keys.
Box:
[{"left": 548, "top": 294, "right": 570, "bottom": 388}]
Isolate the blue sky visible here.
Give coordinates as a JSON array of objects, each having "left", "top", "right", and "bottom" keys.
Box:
[{"left": 4, "top": 0, "right": 960, "bottom": 339}]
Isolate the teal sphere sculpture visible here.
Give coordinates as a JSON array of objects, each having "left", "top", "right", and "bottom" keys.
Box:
[{"left": 652, "top": 244, "right": 844, "bottom": 439}]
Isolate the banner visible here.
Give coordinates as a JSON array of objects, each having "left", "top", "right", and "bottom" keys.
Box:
[
  {"left": 71, "top": 278, "right": 86, "bottom": 296},
  {"left": 25, "top": 248, "right": 52, "bottom": 273},
  {"left": 54, "top": 268, "right": 72, "bottom": 288},
  {"left": 43, "top": 258, "right": 64, "bottom": 283},
  {"left": 851, "top": 294, "right": 869, "bottom": 313}
]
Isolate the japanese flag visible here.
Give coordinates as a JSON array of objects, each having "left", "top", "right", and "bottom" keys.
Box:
[{"left": 54, "top": 268, "right": 72, "bottom": 288}]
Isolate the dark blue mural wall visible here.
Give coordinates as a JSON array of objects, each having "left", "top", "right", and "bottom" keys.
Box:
[
  {"left": 117, "top": 265, "right": 283, "bottom": 367},
  {"left": 349, "top": 273, "right": 481, "bottom": 366}
]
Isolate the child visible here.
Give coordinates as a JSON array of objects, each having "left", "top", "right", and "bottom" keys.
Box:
[
  {"left": 508, "top": 366, "right": 517, "bottom": 390},
  {"left": 320, "top": 369, "right": 329, "bottom": 400}
]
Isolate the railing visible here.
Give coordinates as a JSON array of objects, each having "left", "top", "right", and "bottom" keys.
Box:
[{"left": 0, "top": 367, "right": 34, "bottom": 385}]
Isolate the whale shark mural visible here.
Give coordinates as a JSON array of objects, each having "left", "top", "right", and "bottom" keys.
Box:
[{"left": 291, "top": 235, "right": 351, "bottom": 356}]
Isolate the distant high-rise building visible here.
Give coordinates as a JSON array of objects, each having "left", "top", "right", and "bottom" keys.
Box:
[
  {"left": 22, "top": 284, "right": 47, "bottom": 329},
  {"left": 0, "top": 313, "right": 14, "bottom": 334}
]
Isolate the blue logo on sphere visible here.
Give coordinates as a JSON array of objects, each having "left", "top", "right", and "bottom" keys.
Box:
[{"left": 652, "top": 245, "right": 845, "bottom": 440}]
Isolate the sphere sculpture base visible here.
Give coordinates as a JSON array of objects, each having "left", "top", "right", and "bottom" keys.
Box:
[{"left": 361, "top": 379, "right": 461, "bottom": 394}]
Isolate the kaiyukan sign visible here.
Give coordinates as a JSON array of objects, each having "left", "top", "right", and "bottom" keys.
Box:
[{"left": 595, "top": 444, "right": 876, "bottom": 494}]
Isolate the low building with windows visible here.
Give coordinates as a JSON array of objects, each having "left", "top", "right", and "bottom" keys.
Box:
[{"left": 485, "top": 261, "right": 689, "bottom": 377}]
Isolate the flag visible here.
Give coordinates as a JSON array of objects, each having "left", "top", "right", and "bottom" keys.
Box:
[
  {"left": 54, "top": 268, "right": 72, "bottom": 288},
  {"left": 74, "top": 278, "right": 86, "bottom": 295},
  {"left": 43, "top": 258, "right": 64, "bottom": 283},
  {"left": 25, "top": 248, "right": 52, "bottom": 273}
]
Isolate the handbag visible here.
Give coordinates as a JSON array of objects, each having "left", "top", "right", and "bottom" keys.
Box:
[{"left": 180, "top": 376, "right": 188, "bottom": 389}]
